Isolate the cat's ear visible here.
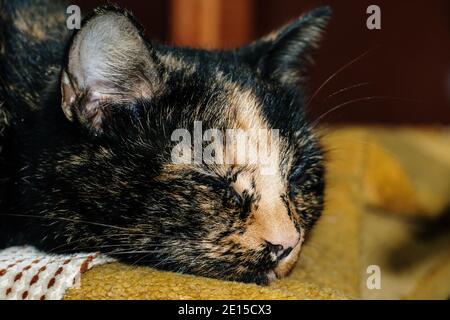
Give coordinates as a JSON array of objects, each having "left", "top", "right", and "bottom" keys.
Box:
[
  {"left": 238, "top": 6, "right": 331, "bottom": 86},
  {"left": 60, "top": 6, "right": 160, "bottom": 132}
]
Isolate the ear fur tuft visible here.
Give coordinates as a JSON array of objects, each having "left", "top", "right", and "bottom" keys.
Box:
[{"left": 61, "top": 6, "right": 160, "bottom": 132}]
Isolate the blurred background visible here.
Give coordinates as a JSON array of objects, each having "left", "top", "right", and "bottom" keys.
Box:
[{"left": 73, "top": 0, "right": 450, "bottom": 125}]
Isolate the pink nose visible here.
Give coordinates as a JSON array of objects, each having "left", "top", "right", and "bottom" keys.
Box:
[{"left": 265, "top": 233, "right": 300, "bottom": 259}]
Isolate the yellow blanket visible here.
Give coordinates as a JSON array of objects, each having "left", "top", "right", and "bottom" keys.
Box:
[{"left": 65, "top": 127, "right": 450, "bottom": 300}]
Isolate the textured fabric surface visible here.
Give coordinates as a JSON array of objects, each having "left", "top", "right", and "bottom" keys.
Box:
[
  {"left": 64, "top": 263, "right": 348, "bottom": 300},
  {"left": 0, "top": 246, "right": 113, "bottom": 300}
]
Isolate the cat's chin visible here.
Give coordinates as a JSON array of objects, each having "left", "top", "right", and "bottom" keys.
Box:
[{"left": 267, "top": 242, "right": 302, "bottom": 283}]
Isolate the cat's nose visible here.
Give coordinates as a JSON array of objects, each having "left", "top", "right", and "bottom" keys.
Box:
[{"left": 266, "top": 237, "right": 299, "bottom": 260}]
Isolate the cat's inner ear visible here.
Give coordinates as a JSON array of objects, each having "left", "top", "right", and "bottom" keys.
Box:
[
  {"left": 239, "top": 6, "right": 331, "bottom": 86},
  {"left": 61, "top": 9, "right": 160, "bottom": 131}
]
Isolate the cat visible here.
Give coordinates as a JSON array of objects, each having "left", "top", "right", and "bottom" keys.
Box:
[{"left": 0, "top": 0, "right": 329, "bottom": 285}]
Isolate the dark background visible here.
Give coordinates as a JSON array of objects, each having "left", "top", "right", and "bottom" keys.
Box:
[{"left": 73, "top": 0, "right": 450, "bottom": 125}]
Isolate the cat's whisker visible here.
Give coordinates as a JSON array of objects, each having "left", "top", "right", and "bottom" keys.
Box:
[
  {"left": 131, "top": 251, "right": 156, "bottom": 266},
  {"left": 306, "top": 48, "right": 376, "bottom": 108},
  {"left": 184, "top": 251, "right": 204, "bottom": 270},
  {"left": 105, "top": 250, "right": 164, "bottom": 256},
  {"left": 54, "top": 238, "right": 217, "bottom": 254},
  {"left": 323, "top": 82, "right": 371, "bottom": 100},
  {"left": 2, "top": 213, "right": 142, "bottom": 232},
  {"left": 152, "top": 254, "right": 181, "bottom": 269},
  {"left": 55, "top": 244, "right": 135, "bottom": 253},
  {"left": 311, "top": 96, "right": 422, "bottom": 128},
  {"left": 45, "top": 232, "right": 218, "bottom": 253},
  {"left": 0, "top": 253, "right": 176, "bottom": 265},
  {"left": 46, "top": 233, "right": 150, "bottom": 253}
]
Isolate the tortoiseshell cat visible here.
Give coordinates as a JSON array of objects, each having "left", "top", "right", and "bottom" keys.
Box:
[{"left": 0, "top": 0, "right": 329, "bottom": 284}]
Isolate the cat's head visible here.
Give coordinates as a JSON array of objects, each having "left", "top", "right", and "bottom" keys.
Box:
[{"left": 53, "top": 5, "right": 329, "bottom": 284}]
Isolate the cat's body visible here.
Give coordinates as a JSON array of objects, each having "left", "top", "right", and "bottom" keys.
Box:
[
  {"left": 0, "top": 0, "right": 328, "bottom": 284},
  {"left": 0, "top": 0, "right": 70, "bottom": 245}
]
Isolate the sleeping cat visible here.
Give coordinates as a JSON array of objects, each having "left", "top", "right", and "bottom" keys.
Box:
[{"left": 0, "top": 0, "right": 329, "bottom": 285}]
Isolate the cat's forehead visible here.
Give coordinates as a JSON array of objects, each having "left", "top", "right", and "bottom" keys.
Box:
[
  {"left": 157, "top": 51, "right": 198, "bottom": 75},
  {"left": 152, "top": 52, "right": 264, "bottom": 119},
  {"left": 156, "top": 48, "right": 256, "bottom": 85}
]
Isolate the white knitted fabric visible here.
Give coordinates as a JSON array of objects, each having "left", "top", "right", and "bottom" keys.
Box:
[{"left": 0, "top": 246, "right": 114, "bottom": 300}]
